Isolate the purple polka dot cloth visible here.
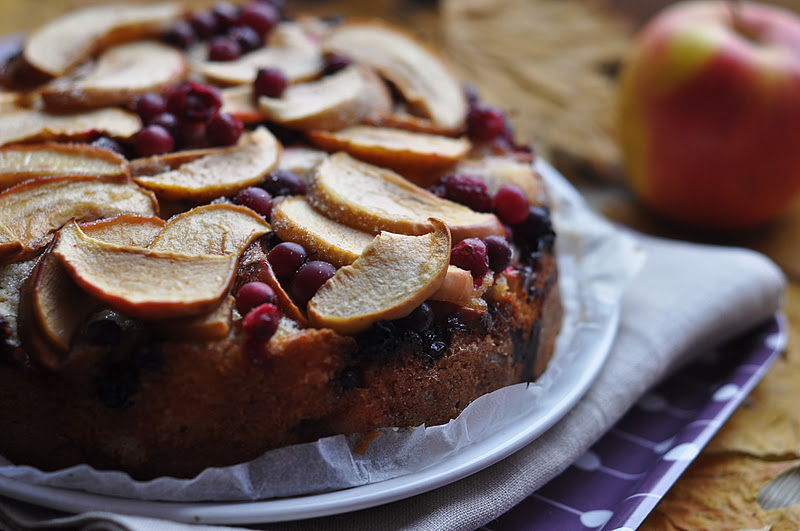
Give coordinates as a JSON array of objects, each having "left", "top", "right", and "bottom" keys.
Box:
[{"left": 483, "top": 314, "right": 786, "bottom": 531}]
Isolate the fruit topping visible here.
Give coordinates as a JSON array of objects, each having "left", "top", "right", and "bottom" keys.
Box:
[
  {"left": 80, "top": 214, "right": 166, "bottom": 247},
  {"left": 236, "top": 2, "right": 280, "bottom": 36},
  {"left": 0, "top": 107, "right": 141, "bottom": 148},
  {"left": 493, "top": 183, "right": 530, "bottom": 225},
  {"left": 157, "top": 294, "right": 234, "bottom": 341},
  {"left": 134, "top": 126, "right": 280, "bottom": 201},
  {"left": 166, "top": 81, "right": 222, "bottom": 123},
  {"left": 290, "top": 260, "right": 336, "bottom": 307},
  {"left": 53, "top": 220, "right": 237, "bottom": 320},
  {"left": 514, "top": 205, "right": 556, "bottom": 255},
  {"left": 429, "top": 265, "right": 473, "bottom": 305},
  {"left": 133, "top": 92, "right": 168, "bottom": 123},
  {"left": 307, "top": 219, "right": 451, "bottom": 334},
  {"left": 483, "top": 235, "right": 513, "bottom": 273},
  {"left": 242, "top": 302, "right": 281, "bottom": 339},
  {"left": 254, "top": 67, "right": 288, "bottom": 98},
  {"left": 236, "top": 281, "right": 276, "bottom": 316},
  {"left": 262, "top": 169, "right": 305, "bottom": 197},
  {"left": 190, "top": 10, "right": 218, "bottom": 39},
  {"left": 268, "top": 241, "right": 307, "bottom": 281},
  {"left": 212, "top": 2, "right": 239, "bottom": 32},
  {"left": 466, "top": 101, "right": 510, "bottom": 142},
  {"left": 205, "top": 111, "right": 243, "bottom": 146},
  {"left": 135, "top": 124, "right": 175, "bottom": 157},
  {"left": 257, "top": 65, "right": 391, "bottom": 131},
  {"left": 450, "top": 237, "right": 489, "bottom": 277},
  {"left": 322, "top": 53, "right": 352, "bottom": 76},
  {"left": 163, "top": 20, "right": 197, "bottom": 49},
  {"left": 453, "top": 156, "right": 544, "bottom": 205},
  {"left": 230, "top": 26, "right": 263, "bottom": 53},
  {"left": 308, "top": 152, "right": 504, "bottom": 242},
  {"left": 235, "top": 186, "right": 274, "bottom": 217},
  {"left": 429, "top": 173, "right": 492, "bottom": 212},
  {"left": 322, "top": 21, "right": 468, "bottom": 133}
]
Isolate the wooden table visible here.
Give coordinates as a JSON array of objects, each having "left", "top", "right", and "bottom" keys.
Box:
[{"left": 2, "top": 0, "right": 800, "bottom": 528}]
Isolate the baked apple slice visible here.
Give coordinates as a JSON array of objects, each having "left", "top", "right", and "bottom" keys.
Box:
[
  {"left": 0, "top": 176, "right": 158, "bottom": 255},
  {"left": 276, "top": 146, "right": 327, "bottom": 179},
  {"left": 23, "top": 2, "right": 183, "bottom": 78},
  {"left": 429, "top": 265, "right": 473, "bottom": 305},
  {"left": 134, "top": 127, "right": 280, "bottom": 201},
  {"left": 157, "top": 295, "right": 234, "bottom": 341},
  {"left": 308, "top": 219, "right": 450, "bottom": 334},
  {"left": 40, "top": 41, "right": 188, "bottom": 110},
  {"left": 149, "top": 204, "right": 270, "bottom": 256},
  {"left": 308, "top": 153, "right": 504, "bottom": 242},
  {"left": 307, "top": 125, "right": 470, "bottom": 176},
  {"left": 53, "top": 221, "right": 237, "bottom": 320},
  {"left": 0, "top": 107, "right": 141, "bottom": 147},
  {"left": 198, "top": 23, "right": 323, "bottom": 85},
  {"left": 79, "top": 214, "right": 166, "bottom": 247},
  {"left": 220, "top": 85, "right": 266, "bottom": 124},
  {"left": 130, "top": 146, "right": 224, "bottom": 176},
  {"left": 271, "top": 196, "right": 374, "bottom": 267},
  {"left": 258, "top": 65, "right": 391, "bottom": 131},
  {"left": 0, "top": 142, "right": 129, "bottom": 190},
  {"left": 322, "top": 21, "right": 467, "bottom": 133},
  {"left": 0, "top": 223, "right": 22, "bottom": 262},
  {"left": 454, "top": 156, "right": 546, "bottom": 204}
]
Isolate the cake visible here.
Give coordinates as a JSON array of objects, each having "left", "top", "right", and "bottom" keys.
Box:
[{"left": 0, "top": 1, "right": 562, "bottom": 481}]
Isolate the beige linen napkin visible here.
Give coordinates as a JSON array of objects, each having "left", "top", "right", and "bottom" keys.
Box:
[{"left": 0, "top": 228, "right": 786, "bottom": 531}]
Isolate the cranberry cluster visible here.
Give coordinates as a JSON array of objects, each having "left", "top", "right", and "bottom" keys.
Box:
[
  {"left": 233, "top": 169, "right": 306, "bottom": 219},
  {"left": 236, "top": 281, "right": 280, "bottom": 340},
  {"left": 464, "top": 86, "right": 534, "bottom": 158},
  {"left": 164, "top": 1, "right": 283, "bottom": 61},
  {"left": 131, "top": 81, "right": 244, "bottom": 157},
  {"left": 267, "top": 242, "right": 336, "bottom": 307}
]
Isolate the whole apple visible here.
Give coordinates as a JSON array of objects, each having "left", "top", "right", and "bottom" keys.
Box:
[{"left": 619, "top": 0, "right": 800, "bottom": 230}]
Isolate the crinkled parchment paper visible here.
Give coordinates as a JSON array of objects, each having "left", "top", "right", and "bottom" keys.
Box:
[{"left": 0, "top": 160, "right": 644, "bottom": 501}]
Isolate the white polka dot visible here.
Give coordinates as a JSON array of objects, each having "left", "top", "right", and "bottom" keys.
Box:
[
  {"left": 573, "top": 450, "right": 602, "bottom": 471},
  {"left": 712, "top": 383, "right": 739, "bottom": 402},
  {"left": 654, "top": 437, "right": 675, "bottom": 454},
  {"left": 638, "top": 393, "right": 667, "bottom": 412},
  {"left": 580, "top": 509, "right": 613, "bottom": 528},
  {"left": 766, "top": 332, "right": 786, "bottom": 351},
  {"left": 663, "top": 442, "right": 700, "bottom": 461}
]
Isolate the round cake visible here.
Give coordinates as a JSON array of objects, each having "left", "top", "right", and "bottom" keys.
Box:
[{"left": 0, "top": 1, "right": 562, "bottom": 480}]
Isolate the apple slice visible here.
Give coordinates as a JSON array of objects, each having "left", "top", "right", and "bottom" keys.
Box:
[
  {"left": 134, "top": 127, "right": 280, "bottom": 201},
  {"left": 429, "top": 265, "right": 473, "bottom": 305},
  {"left": 308, "top": 219, "right": 450, "bottom": 334},
  {"left": 53, "top": 220, "right": 237, "bottom": 320},
  {"left": 0, "top": 176, "right": 158, "bottom": 255},
  {"left": 40, "top": 41, "right": 188, "bottom": 110},
  {"left": 276, "top": 146, "right": 327, "bottom": 179},
  {"left": 258, "top": 65, "right": 391, "bottom": 131},
  {"left": 307, "top": 125, "right": 471, "bottom": 175},
  {"left": 271, "top": 196, "right": 374, "bottom": 267},
  {"left": 23, "top": 2, "right": 183, "bottom": 78},
  {"left": 157, "top": 295, "right": 234, "bottom": 341},
  {"left": 0, "top": 222, "right": 22, "bottom": 262},
  {"left": 149, "top": 204, "right": 270, "bottom": 256},
  {"left": 197, "top": 23, "right": 323, "bottom": 85},
  {"left": 0, "top": 142, "right": 129, "bottom": 190},
  {"left": 308, "top": 153, "right": 504, "bottom": 242},
  {"left": 367, "top": 107, "right": 457, "bottom": 137},
  {"left": 220, "top": 85, "right": 266, "bottom": 124},
  {"left": 80, "top": 214, "right": 166, "bottom": 247},
  {"left": 322, "top": 21, "right": 467, "bottom": 132},
  {"left": 454, "top": 156, "right": 546, "bottom": 204},
  {"left": 0, "top": 107, "right": 141, "bottom": 147},
  {"left": 130, "top": 146, "right": 223, "bottom": 177}
]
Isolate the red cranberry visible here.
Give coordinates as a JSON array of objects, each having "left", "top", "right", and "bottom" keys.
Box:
[
  {"left": 322, "top": 53, "right": 351, "bottom": 75},
  {"left": 166, "top": 81, "right": 222, "bottom": 123},
  {"left": 494, "top": 183, "right": 530, "bottom": 225},
  {"left": 242, "top": 302, "right": 280, "bottom": 339},
  {"left": 134, "top": 125, "right": 174, "bottom": 157},
  {"left": 483, "top": 235, "right": 512, "bottom": 273},
  {"left": 149, "top": 112, "right": 178, "bottom": 133},
  {"left": 229, "top": 25, "right": 263, "bottom": 52},
  {"left": 290, "top": 260, "right": 336, "bottom": 306},
  {"left": 467, "top": 102, "right": 508, "bottom": 142},
  {"left": 208, "top": 35, "right": 242, "bottom": 61},
  {"left": 163, "top": 20, "right": 196, "bottom": 49},
  {"left": 268, "top": 242, "right": 307, "bottom": 280},
  {"left": 254, "top": 67, "right": 288, "bottom": 98},
  {"left": 206, "top": 111, "right": 243, "bottom": 146},
  {"left": 237, "top": 2, "right": 279, "bottom": 36},
  {"left": 212, "top": 1, "right": 240, "bottom": 32},
  {"left": 236, "top": 281, "right": 276, "bottom": 315},
  {"left": 234, "top": 187, "right": 273, "bottom": 217},
  {"left": 431, "top": 174, "right": 492, "bottom": 212},
  {"left": 190, "top": 9, "right": 218, "bottom": 39},
  {"left": 514, "top": 205, "right": 555, "bottom": 254},
  {"left": 261, "top": 170, "right": 305, "bottom": 197},
  {"left": 132, "top": 92, "right": 167, "bottom": 123},
  {"left": 451, "top": 238, "right": 489, "bottom": 277}
]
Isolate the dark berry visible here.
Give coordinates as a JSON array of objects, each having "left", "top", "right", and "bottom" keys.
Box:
[
  {"left": 268, "top": 242, "right": 307, "bottom": 280},
  {"left": 322, "top": 53, "right": 351, "bottom": 76},
  {"left": 229, "top": 25, "right": 263, "bottom": 52},
  {"left": 163, "top": 20, "right": 196, "bottom": 49},
  {"left": 451, "top": 237, "right": 489, "bottom": 277},
  {"left": 237, "top": 2, "right": 279, "bottom": 36},
  {"left": 190, "top": 9, "right": 219, "bottom": 38},
  {"left": 432, "top": 174, "right": 492, "bottom": 212},
  {"left": 206, "top": 111, "right": 243, "bottom": 146},
  {"left": 514, "top": 205, "right": 555, "bottom": 253},
  {"left": 467, "top": 102, "right": 508, "bottom": 142},
  {"left": 242, "top": 302, "right": 281, "bottom": 339},
  {"left": 397, "top": 302, "right": 434, "bottom": 333},
  {"left": 493, "top": 183, "right": 529, "bottom": 225},
  {"left": 236, "top": 281, "right": 276, "bottom": 316},
  {"left": 173, "top": 120, "right": 207, "bottom": 150},
  {"left": 254, "top": 67, "right": 288, "bottom": 98},
  {"left": 166, "top": 81, "right": 222, "bottom": 123},
  {"left": 208, "top": 35, "right": 242, "bottom": 61},
  {"left": 91, "top": 136, "right": 126, "bottom": 156},
  {"left": 212, "top": 1, "right": 240, "bottom": 32},
  {"left": 234, "top": 187, "right": 273, "bottom": 217},
  {"left": 261, "top": 170, "right": 305, "bottom": 197},
  {"left": 132, "top": 92, "right": 167, "bottom": 123},
  {"left": 149, "top": 111, "right": 178, "bottom": 133},
  {"left": 134, "top": 125, "right": 174, "bottom": 157},
  {"left": 483, "top": 235, "right": 512, "bottom": 273},
  {"left": 290, "top": 260, "right": 336, "bottom": 306}
]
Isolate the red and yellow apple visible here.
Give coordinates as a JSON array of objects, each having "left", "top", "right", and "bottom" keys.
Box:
[{"left": 619, "top": 0, "right": 800, "bottom": 230}]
